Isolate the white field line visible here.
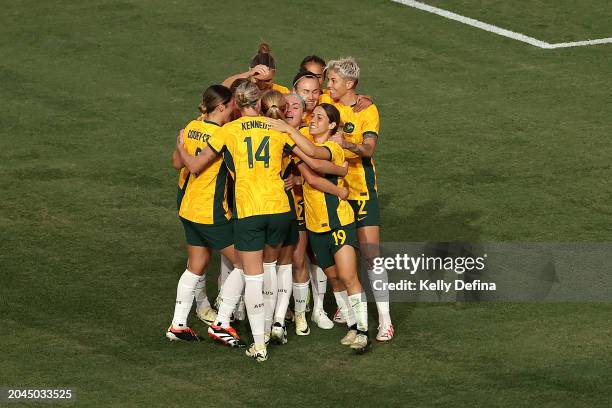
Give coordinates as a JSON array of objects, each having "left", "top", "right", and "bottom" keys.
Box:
[{"left": 391, "top": 0, "right": 612, "bottom": 49}]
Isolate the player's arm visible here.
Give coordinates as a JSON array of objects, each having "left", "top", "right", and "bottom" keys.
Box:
[
  {"left": 293, "top": 146, "right": 348, "bottom": 176},
  {"left": 222, "top": 64, "right": 270, "bottom": 88},
  {"left": 266, "top": 119, "right": 330, "bottom": 159},
  {"left": 338, "top": 135, "right": 377, "bottom": 158},
  {"left": 175, "top": 130, "right": 218, "bottom": 174},
  {"left": 297, "top": 162, "right": 348, "bottom": 200},
  {"left": 171, "top": 148, "right": 184, "bottom": 170}
]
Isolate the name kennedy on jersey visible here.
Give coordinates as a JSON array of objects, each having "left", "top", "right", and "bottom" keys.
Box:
[{"left": 241, "top": 120, "right": 271, "bottom": 131}]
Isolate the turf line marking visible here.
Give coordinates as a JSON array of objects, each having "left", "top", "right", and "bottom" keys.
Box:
[
  {"left": 547, "top": 38, "right": 612, "bottom": 49},
  {"left": 391, "top": 0, "right": 612, "bottom": 49}
]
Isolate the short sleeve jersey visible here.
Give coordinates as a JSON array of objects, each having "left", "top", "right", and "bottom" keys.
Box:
[
  {"left": 300, "top": 133, "right": 355, "bottom": 233},
  {"left": 320, "top": 93, "right": 380, "bottom": 200},
  {"left": 178, "top": 120, "right": 231, "bottom": 224},
  {"left": 208, "top": 116, "right": 295, "bottom": 219}
]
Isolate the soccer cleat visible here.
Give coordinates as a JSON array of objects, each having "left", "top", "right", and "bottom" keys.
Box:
[
  {"left": 333, "top": 308, "right": 346, "bottom": 324},
  {"left": 294, "top": 311, "right": 310, "bottom": 336},
  {"left": 350, "top": 332, "right": 372, "bottom": 354},
  {"left": 270, "top": 322, "right": 288, "bottom": 345},
  {"left": 245, "top": 343, "right": 268, "bottom": 362},
  {"left": 311, "top": 309, "right": 334, "bottom": 329},
  {"left": 234, "top": 296, "right": 246, "bottom": 321},
  {"left": 207, "top": 324, "right": 245, "bottom": 348},
  {"left": 376, "top": 323, "right": 395, "bottom": 342},
  {"left": 196, "top": 306, "right": 217, "bottom": 326},
  {"left": 166, "top": 325, "right": 201, "bottom": 342},
  {"left": 340, "top": 325, "right": 358, "bottom": 346}
]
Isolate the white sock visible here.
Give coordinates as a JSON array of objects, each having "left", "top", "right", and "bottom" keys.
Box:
[
  {"left": 333, "top": 290, "right": 356, "bottom": 327},
  {"left": 216, "top": 268, "right": 244, "bottom": 328},
  {"left": 348, "top": 292, "right": 368, "bottom": 332},
  {"left": 218, "top": 255, "right": 233, "bottom": 289},
  {"left": 310, "top": 263, "right": 327, "bottom": 312},
  {"left": 194, "top": 273, "right": 210, "bottom": 313},
  {"left": 245, "top": 273, "right": 265, "bottom": 345},
  {"left": 368, "top": 269, "right": 392, "bottom": 325},
  {"left": 263, "top": 261, "right": 278, "bottom": 335},
  {"left": 293, "top": 282, "right": 309, "bottom": 313},
  {"left": 171, "top": 270, "right": 200, "bottom": 328},
  {"left": 274, "top": 264, "right": 293, "bottom": 323}
]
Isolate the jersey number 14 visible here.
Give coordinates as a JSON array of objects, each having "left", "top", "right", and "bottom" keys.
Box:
[{"left": 244, "top": 136, "right": 270, "bottom": 168}]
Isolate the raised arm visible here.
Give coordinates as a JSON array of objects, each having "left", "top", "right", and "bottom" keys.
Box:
[
  {"left": 297, "top": 162, "right": 348, "bottom": 200},
  {"left": 222, "top": 64, "right": 270, "bottom": 88},
  {"left": 175, "top": 130, "right": 219, "bottom": 174},
  {"left": 265, "top": 118, "right": 330, "bottom": 160},
  {"left": 293, "top": 146, "right": 348, "bottom": 176}
]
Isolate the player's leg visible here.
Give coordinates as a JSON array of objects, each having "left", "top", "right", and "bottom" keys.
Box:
[
  {"left": 167, "top": 244, "right": 210, "bottom": 342},
  {"left": 215, "top": 254, "right": 234, "bottom": 309},
  {"left": 266, "top": 218, "right": 297, "bottom": 342},
  {"left": 207, "top": 244, "right": 246, "bottom": 348},
  {"left": 290, "top": 230, "right": 311, "bottom": 335},
  {"left": 270, "top": 244, "right": 293, "bottom": 345},
  {"left": 308, "top": 250, "right": 333, "bottom": 329},
  {"left": 167, "top": 218, "right": 213, "bottom": 341},
  {"left": 333, "top": 224, "right": 371, "bottom": 352},
  {"left": 357, "top": 224, "right": 393, "bottom": 342}
]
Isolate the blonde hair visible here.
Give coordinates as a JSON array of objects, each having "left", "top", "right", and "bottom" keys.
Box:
[
  {"left": 326, "top": 56, "right": 360, "bottom": 85},
  {"left": 261, "top": 90, "right": 286, "bottom": 119},
  {"left": 234, "top": 81, "right": 261, "bottom": 109}
]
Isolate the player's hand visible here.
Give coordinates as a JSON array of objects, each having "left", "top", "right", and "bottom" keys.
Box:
[
  {"left": 339, "top": 187, "right": 349, "bottom": 201},
  {"left": 265, "top": 118, "right": 290, "bottom": 132},
  {"left": 284, "top": 174, "right": 295, "bottom": 191},
  {"left": 176, "top": 129, "right": 185, "bottom": 149},
  {"left": 249, "top": 64, "right": 270, "bottom": 78},
  {"left": 353, "top": 95, "right": 373, "bottom": 112},
  {"left": 329, "top": 131, "right": 345, "bottom": 146}
]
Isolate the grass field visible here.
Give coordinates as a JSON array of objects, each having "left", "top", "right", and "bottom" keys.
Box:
[{"left": 1, "top": 0, "right": 611, "bottom": 406}]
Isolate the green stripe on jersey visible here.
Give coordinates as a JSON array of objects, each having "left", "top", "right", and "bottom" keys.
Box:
[
  {"left": 323, "top": 175, "right": 340, "bottom": 230},
  {"left": 212, "top": 164, "right": 229, "bottom": 224}
]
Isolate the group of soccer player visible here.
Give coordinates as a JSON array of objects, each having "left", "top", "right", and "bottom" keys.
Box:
[{"left": 167, "top": 43, "right": 394, "bottom": 362}]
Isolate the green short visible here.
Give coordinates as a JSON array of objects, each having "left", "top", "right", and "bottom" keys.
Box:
[
  {"left": 349, "top": 190, "right": 380, "bottom": 228},
  {"left": 283, "top": 219, "right": 299, "bottom": 247},
  {"left": 180, "top": 217, "right": 233, "bottom": 250},
  {"left": 308, "top": 223, "right": 358, "bottom": 269},
  {"left": 234, "top": 211, "right": 294, "bottom": 252}
]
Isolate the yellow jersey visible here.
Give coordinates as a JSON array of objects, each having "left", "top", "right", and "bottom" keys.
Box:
[
  {"left": 177, "top": 120, "right": 231, "bottom": 224},
  {"left": 320, "top": 93, "right": 380, "bottom": 201},
  {"left": 208, "top": 116, "right": 296, "bottom": 219},
  {"left": 272, "top": 83, "right": 290, "bottom": 94},
  {"left": 285, "top": 126, "right": 312, "bottom": 223},
  {"left": 300, "top": 134, "right": 354, "bottom": 233}
]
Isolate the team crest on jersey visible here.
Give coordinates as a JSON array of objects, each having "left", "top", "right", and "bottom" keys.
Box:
[{"left": 343, "top": 122, "right": 355, "bottom": 133}]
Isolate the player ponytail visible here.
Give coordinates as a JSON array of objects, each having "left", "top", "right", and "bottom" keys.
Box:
[
  {"left": 197, "top": 85, "right": 232, "bottom": 120},
  {"left": 318, "top": 103, "right": 341, "bottom": 134},
  {"left": 250, "top": 42, "right": 276, "bottom": 69},
  {"left": 261, "top": 90, "right": 286, "bottom": 120},
  {"left": 234, "top": 81, "right": 261, "bottom": 110}
]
